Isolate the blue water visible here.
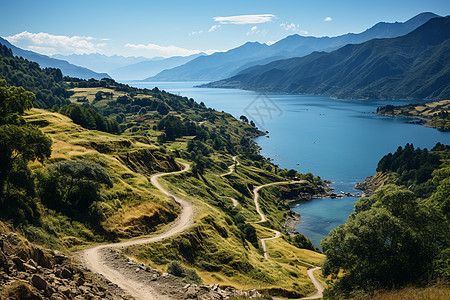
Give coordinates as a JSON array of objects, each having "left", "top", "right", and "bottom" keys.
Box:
[{"left": 128, "top": 81, "right": 450, "bottom": 247}]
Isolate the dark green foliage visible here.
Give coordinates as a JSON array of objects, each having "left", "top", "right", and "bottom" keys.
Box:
[
  {"left": 376, "top": 143, "right": 442, "bottom": 197},
  {"left": 290, "top": 233, "right": 318, "bottom": 252},
  {"left": 59, "top": 103, "right": 121, "bottom": 134},
  {"left": 0, "top": 44, "right": 70, "bottom": 108},
  {"left": 238, "top": 223, "right": 258, "bottom": 247},
  {"left": 322, "top": 143, "right": 450, "bottom": 297},
  {"left": 167, "top": 260, "right": 202, "bottom": 284},
  {"left": 36, "top": 160, "right": 112, "bottom": 218},
  {"left": 0, "top": 82, "right": 51, "bottom": 224},
  {"left": 322, "top": 185, "right": 448, "bottom": 296}
]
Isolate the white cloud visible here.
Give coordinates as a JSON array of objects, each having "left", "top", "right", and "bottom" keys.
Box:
[
  {"left": 208, "top": 25, "right": 221, "bottom": 32},
  {"left": 324, "top": 17, "right": 332, "bottom": 22},
  {"left": 4, "top": 31, "right": 105, "bottom": 55},
  {"left": 246, "top": 26, "right": 259, "bottom": 36},
  {"left": 189, "top": 30, "right": 203, "bottom": 36},
  {"left": 280, "top": 23, "right": 300, "bottom": 31},
  {"left": 125, "top": 43, "right": 217, "bottom": 58},
  {"left": 214, "top": 14, "right": 275, "bottom": 25}
]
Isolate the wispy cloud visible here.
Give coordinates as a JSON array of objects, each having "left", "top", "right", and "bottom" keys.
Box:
[
  {"left": 246, "top": 26, "right": 267, "bottom": 36},
  {"left": 125, "top": 43, "right": 217, "bottom": 57},
  {"left": 4, "top": 31, "right": 105, "bottom": 55},
  {"left": 189, "top": 30, "right": 203, "bottom": 36},
  {"left": 324, "top": 17, "right": 333, "bottom": 22},
  {"left": 208, "top": 25, "right": 221, "bottom": 32},
  {"left": 247, "top": 26, "right": 259, "bottom": 35},
  {"left": 214, "top": 14, "right": 275, "bottom": 25},
  {"left": 280, "top": 23, "right": 299, "bottom": 31}
]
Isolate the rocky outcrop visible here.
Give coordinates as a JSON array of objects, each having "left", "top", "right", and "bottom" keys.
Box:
[
  {"left": 355, "top": 172, "right": 388, "bottom": 197},
  {"left": 280, "top": 180, "right": 333, "bottom": 203},
  {"left": 0, "top": 232, "right": 126, "bottom": 300},
  {"left": 117, "top": 148, "right": 181, "bottom": 176},
  {"left": 283, "top": 211, "right": 301, "bottom": 236},
  {"left": 0, "top": 231, "right": 268, "bottom": 300},
  {"left": 100, "top": 248, "right": 266, "bottom": 299}
]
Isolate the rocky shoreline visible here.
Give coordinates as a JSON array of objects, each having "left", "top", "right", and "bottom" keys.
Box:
[{"left": 354, "top": 172, "right": 388, "bottom": 197}]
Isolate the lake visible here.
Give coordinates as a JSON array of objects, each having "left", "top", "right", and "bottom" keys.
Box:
[{"left": 128, "top": 81, "right": 450, "bottom": 247}]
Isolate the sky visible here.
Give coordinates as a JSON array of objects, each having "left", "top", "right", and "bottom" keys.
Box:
[{"left": 0, "top": 0, "right": 448, "bottom": 58}]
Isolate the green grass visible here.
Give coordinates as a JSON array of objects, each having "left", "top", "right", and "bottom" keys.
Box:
[{"left": 19, "top": 104, "right": 325, "bottom": 297}]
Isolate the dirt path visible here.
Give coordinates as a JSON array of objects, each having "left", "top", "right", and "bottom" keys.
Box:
[
  {"left": 220, "top": 155, "right": 239, "bottom": 176},
  {"left": 79, "top": 163, "right": 194, "bottom": 300},
  {"left": 224, "top": 196, "right": 239, "bottom": 208},
  {"left": 253, "top": 181, "right": 324, "bottom": 299}
]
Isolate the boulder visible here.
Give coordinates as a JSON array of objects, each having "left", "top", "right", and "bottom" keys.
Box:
[
  {"left": 31, "top": 247, "right": 53, "bottom": 268},
  {"left": 12, "top": 256, "right": 25, "bottom": 271},
  {"left": 31, "top": 274, "right": 48, "bottom": 290},
  {"left": 60, "top": 267, "right": 73, "bottom": 279}
]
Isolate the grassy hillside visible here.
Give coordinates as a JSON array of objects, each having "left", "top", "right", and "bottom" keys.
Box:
[
  {"left": 378, "top": 99, "right": 450, "bottom": 131},
  {"left": 1, "top": 65, "right": 328, "bottom": 297}
]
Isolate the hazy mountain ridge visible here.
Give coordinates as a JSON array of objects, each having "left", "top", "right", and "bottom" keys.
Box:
[
  {"left": 0, "top": 37, "right": 110, "bottom": 80},
  {"left": 110, "top": 53, "right": 206, "bottom": 80},
  {"left": 52, "top": 53, "right": 151, "bottom": 73},
  {"left": 147, "top": 12, "right": 439, "bottom": 82},
  {"left": 203, "top": 16, "right": 450, "bottom": 100}
]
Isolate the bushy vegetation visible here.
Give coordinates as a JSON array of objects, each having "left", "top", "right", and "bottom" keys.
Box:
[
  {"left": 0, "top": 80, "right": 51, "bottom": 224},
  {"left": 322, "top": 143, "right": 450, "bottom": 298},
  {"left": 167, "top": 260, "right": 202, "bottom": 284},
  {"left": 59, "top": 103, "right": 121, "bottom": 134},
  {"left": 377, "top": 143, "right": 447, "bottom": 197}
]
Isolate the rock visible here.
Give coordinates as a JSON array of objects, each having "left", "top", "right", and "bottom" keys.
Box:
[
  {"left": 31, "top": 274, "right": 48, "bottom": 290},
  {"left": 60, "top": 267, "right": 73, "bottom": 279},
  {"left": 32, "top": 247, "right": 53, "bottom": 268},
  {"left": 53, "top": 250, "right": 67, "bottom": 262},
  {"left": 23, "top": 262, "right": 38, "bottom": 273},
  {"left": 76, "top": 277, "right": 85, "bottom": 286},
  {"left": 50, "top": 292, "right": 68, "bottom": 300},
  {"left": 58, "top": 285, "right": 72, "bottom": 297},
  {"left": 27, "top": 258, "right": 38, "bottom": 268},
  {"left": 12, "top": 256, "right": 25, "bottom": 271}
]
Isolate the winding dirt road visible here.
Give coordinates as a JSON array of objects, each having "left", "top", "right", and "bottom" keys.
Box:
[
  {"left": 253, "top": 181, "right": 324, "bottom": 299},
  {"left": 220, "top": 155, "right": 240, "bottom": 177},
  {"left": 79, "top": 163, "right": 194, "bottom": 300}
]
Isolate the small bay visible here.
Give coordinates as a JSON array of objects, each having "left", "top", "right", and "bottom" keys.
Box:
[{"left": 129, "top": 81, "right": 450, "bottom": 247}]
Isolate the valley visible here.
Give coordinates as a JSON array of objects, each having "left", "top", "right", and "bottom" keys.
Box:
[{"left": 0, "top": 4, "right": 449, "bottom": 300}]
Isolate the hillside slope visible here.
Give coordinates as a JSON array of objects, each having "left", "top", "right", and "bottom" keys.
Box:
[{"left": 204, "top": 16, "right": 450, "bottom": 100}]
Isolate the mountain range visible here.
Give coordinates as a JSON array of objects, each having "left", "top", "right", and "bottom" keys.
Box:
[
  {"left": 147, "top": 12, "right": 440, "bottom": 82},
  {"left": 0, "top": 37, "right": 110, "bottom": 80},
  {"left": 202, "top": 16, "right": 450, "bottom": 100}
]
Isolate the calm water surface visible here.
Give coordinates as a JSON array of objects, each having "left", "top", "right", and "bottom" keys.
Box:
[{"left": 129, "top": 81, "right": 450, "bottom": 247}]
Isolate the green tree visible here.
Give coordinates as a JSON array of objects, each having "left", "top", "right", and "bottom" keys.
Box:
[{"left": 321, "top": 185, "right": 446, "bottom": 296}]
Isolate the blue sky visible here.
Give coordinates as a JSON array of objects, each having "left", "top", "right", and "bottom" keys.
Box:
[{"left": 1, "top": 0, "right": 448, "bottom": 57}]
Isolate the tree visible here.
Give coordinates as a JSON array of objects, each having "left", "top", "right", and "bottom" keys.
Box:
[
  {"left": 157, "top": 102, "right": 169, "bottom": 115},
  {"left": 239, "top": 115, "right": 249, "bottom": 123},
  {"left": 38, "top": 160, "right": 113, "bottom": 211},
  {"left": 0, "top": 81, "right": 35, "bottom": 123},
  {"left": 94, "top": 91, "right": 103, "bottom": 101},
  {"left": 321, "top": 185, "right": 445, "bottom": 296}
]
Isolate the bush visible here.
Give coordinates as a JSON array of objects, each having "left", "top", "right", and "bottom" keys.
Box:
[{"left": 167, "top": 260, "right": 202, "bottom": 284}]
